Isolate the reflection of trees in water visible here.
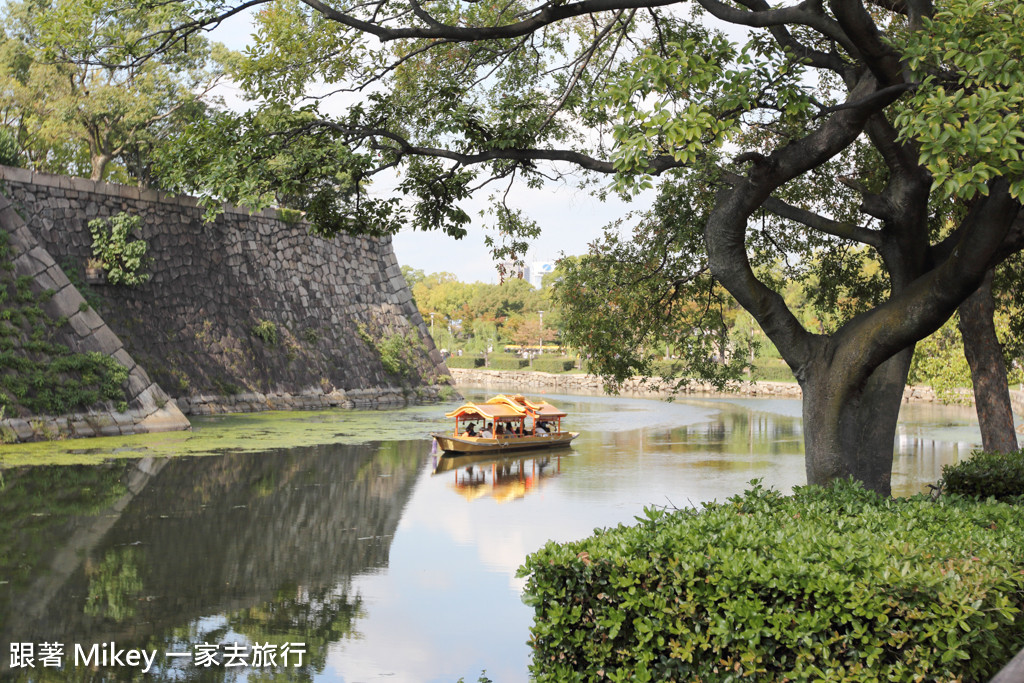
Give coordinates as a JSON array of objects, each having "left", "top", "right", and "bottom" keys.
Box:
[
  {"left": 84, "top": 547, "right": 145, "bottom": 623},
  {"left": 0, "top": 463, "right": 128, "bottom": 635},
  {"left": 651, "top": 408, "right": 803, "bottom": 457},
  {"left": 0, "top": 439, "right": 424, "bottom": 680}
]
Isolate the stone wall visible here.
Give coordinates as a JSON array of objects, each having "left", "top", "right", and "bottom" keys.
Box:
[
  {"left": 0, "top": 166, "right": 449, "bottom": 418},
  {"left": 450, "top": 368, "right": 804, "bottom": 399},
  {"left": 451, "top": 368, "right": 1024, "bottom": 414},
  {"left": 0, "top": 194, "right": 190, "bottom": 440}
]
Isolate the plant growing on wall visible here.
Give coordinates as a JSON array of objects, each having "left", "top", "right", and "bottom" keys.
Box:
[
  {"left": 251, "top": 319, "right": 278, "bottom": 346},
  {"left": 88, "top": 213, "right": 151, "bottom": 286},
  {"left": 357, "top": 323, "right": 424, "bottom": 383}
]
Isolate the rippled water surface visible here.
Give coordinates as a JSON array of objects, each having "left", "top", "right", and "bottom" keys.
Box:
[{"left": 0, "top": 388, "right": 984, "bottom": 681}]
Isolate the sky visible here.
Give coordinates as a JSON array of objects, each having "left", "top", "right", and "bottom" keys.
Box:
[{"left": 209, "top": 10, "right": 650, "bottom": 284}]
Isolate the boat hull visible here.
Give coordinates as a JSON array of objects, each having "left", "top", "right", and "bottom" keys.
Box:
[
  {"left": 431, "top": 431, "right": 578, "bottom": 454},
  {"left": 432, "top": 445, "right": 573, "bottom": 474}
]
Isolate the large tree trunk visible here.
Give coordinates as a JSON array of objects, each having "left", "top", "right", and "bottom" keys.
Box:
[
  {"left": 958, "top": 270, "right": 1019, "bottom": 453},
  {"left": 801, "top": 347, "right": 913, "bottom": 497},
  {"left": 90, "top": 153, "right": 111, "bottom": 182}
]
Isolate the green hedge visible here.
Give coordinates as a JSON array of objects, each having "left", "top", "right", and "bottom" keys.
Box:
[
  {"left": 650, "top": 359, "right": 686, "bottom": 377},
  {"left": 519, "top": 481, "right": 1024, "bottom": 682},
  {"left": 752, "top": 358, "right": 797, "bottom": 382},
  {"left": 942, "top": 450, "right": 1024, "bottom": 500},
  {"left": 489, "top": 357, "right": 529, "bottom": 370},
  {"left": 534, "top": 357, "right": 576, "bottom": 373},
  {"left": 445, "top": 356, "right": 484, "bottom": 369}
]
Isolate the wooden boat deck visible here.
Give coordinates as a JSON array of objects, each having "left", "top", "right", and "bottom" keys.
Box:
[{"left": 431, "top": 431, "right": 578, "bottom": 454}]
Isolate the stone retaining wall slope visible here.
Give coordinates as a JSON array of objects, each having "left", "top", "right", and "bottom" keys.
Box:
[{"left": 0, "top": 194, "right": 190, "bottom": 441}]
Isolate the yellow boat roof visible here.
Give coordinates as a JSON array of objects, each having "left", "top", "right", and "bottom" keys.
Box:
[
  {"left": 445, "top": 402, "right": 527, "bottom": 420},
  {"left": 445, "top": 395, "right": 567, "bottom": 420},
  {"left": 487, "top": 394, "right": 568, "bottom": 419}
]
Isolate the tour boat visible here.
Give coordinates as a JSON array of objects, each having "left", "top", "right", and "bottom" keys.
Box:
[{"left": 431, "top": 394, "right": 578, "bottom": 454}]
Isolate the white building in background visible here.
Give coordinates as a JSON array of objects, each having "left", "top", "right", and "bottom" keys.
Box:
[{"left": 527, "top": 261, "right": 556, "bottom": 289}]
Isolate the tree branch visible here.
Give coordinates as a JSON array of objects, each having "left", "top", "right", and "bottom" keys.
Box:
[
  {"left": 837, "top": 183, "right": 1022, "bottom": 379},
  {"left": 696, "top": 0, "right": 856, "bottom": 58},
  {"left": 704, "top": 72, "right": 885, "bottom": 371},
  {"left": 300, "top": 0, "right": 679, "bottom": 42},
  {"left": 828, "top": 0, "right": 908, "bottom": 87},
  {"left": 762, "top": 194, "right": 882, "bottom": 248}
]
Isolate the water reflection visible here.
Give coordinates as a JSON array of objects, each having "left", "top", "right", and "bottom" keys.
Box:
[
  {"left": 1, "top": 441, "right": 423, "bottom": 681},
  {"left": 0, "top": 390, "right": 987, "bottom": 682},
  {"left": 433, "top": 451, "right": 568, "bottom": 504}
]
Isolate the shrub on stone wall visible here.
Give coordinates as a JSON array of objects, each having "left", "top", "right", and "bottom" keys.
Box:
[
  {"left": 88, "top": 213, "right": 151, "bottom": 286},
  {"left": 519, "top": 480, "right": 1024, "bottom": 682},
  {"left": 445, "top": 356, "right": 484, "bottom": 369},
  {"left": 650, "top": 359, "right": 686, "bottom": 377},
  {"left": 251, "top": 319, "right": 278, "bottom": 346},
  {"left": 489, "top": 357, "right": 529, "bottom": 370},
  {"left": 942, "top": 450, "right": 1024, "bottom": 500},
  {"left": 533, "top": 357, "right": 576, "bottom": 373},
  {"left": 377, "top": 330, "right": 426, "bottom": 381},
  {"left": 752, "top": 357, "right": 797, "bottom": 382}
]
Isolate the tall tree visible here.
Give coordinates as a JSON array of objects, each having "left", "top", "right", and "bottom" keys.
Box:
[
  {"left": 147, "top": 0, "right": 1024, "bottom": 495},
  {"left": 958, "top": 270, "right": 1019, "bottom": 453},
  {"left": 0, "top": 0, "right": 227, "bottom": 182}
]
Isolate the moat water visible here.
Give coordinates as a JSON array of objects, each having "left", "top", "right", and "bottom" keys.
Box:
[{"left": 0, "top": 388, "right": 984, "bottom": 681}]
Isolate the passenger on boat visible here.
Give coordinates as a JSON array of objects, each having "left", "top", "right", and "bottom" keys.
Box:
[
  {"left": 465, "top": 423, "right": 477, "bottom": 437},
  {"left": 495, "top": 423, "right": 505, "bottom": 436},
  {"left": 535, "top": 420, "right": 549, "bottom": 435},
  {"left": 481, "top": 422, "right": 494, "bottom": 438}
]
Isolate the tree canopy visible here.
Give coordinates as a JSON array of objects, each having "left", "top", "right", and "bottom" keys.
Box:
[
  {"left": 0, "top": 0, "right": 229, "bottom": 182},
  {"left": 133, "top": 0, "right": 1024, "bottom": 494}
]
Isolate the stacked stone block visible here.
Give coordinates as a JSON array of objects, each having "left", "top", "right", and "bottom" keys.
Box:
[
  {"left": 0, "top": 194, "right": 191, "bottom": 441},
  {"left": 0, "top": 166, "right": 449, "bottom": 419}
]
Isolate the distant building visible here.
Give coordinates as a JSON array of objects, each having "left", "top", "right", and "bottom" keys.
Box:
[{"left": 527, "top": 261, "right": 556, "bottom": 289}]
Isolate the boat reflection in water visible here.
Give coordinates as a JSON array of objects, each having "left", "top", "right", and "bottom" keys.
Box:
[{"left": 432, "top": 448, "right": 572, "bottom": 504}]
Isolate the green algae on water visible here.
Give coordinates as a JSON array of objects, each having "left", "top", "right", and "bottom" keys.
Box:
[{"left": 0, "top": 402, "right": 458, "bottom": 468}]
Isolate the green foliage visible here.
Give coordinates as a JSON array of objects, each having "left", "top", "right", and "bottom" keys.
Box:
[
  {"left": 445, "top": 355, "right": 484, "bottom": 369},
  {"left": 555, "top": 180, "right": 752, "bottom": 392},
  {"left": 0, "top": 0, "right": 227, "bottom": 183},
  {"left": 489, "top": 357, "right": 528, "bottom": 370},
  {"left": 649, "top": 359, "right": 686, "bottom": 378},
  {"left": 0, "top": 349, "right": 129, "bottom": 416},
  {"left": 752, "top": 358, "right": 797, "bottom": 383},
  {"left": 533, "top": 357, "right": 576, "bottom": 373},
  {"left": 908, "top": 317, "right": 973, "bottom": 403},
  {"left": 251, "top": 319, "right": 278, "bottom": 346},
  {"left": 456, "top": 672, "right": 493, "bottom": 683},
  {"left": 377, "top": 331, "right": 424, "bottom": 381},
  {"left": 0, "top": 126, "right": 22, "bottom": 167},
  {"left": 358, "top": 324, "right": 427, "bottom": 383},
  {"left": 896, "top": 0, "right": 1024, "bottom": 201},
  {"left": 0, "top": 229, "right": 128, "bottom": 416},
  {"left": 942, "top": 450, "right": 1024, "bottom": 500},
  {"left": 87, "top": 213, "right": 151, "bottom": 287},
  {"left": 520, "top": 480, "right": 1024, "bottom": 682}
]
